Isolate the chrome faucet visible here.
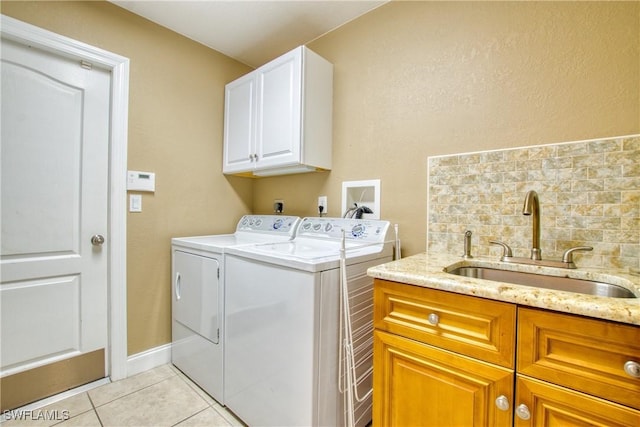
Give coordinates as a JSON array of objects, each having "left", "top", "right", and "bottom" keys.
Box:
[
  {"left": 489, "top": 190, "right": 594, "bottom": 268},
  {"left": 522, "top": 190, "right": 542, "bottom": 260}
]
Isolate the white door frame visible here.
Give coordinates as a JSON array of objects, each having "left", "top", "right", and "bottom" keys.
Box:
[{"left": 1, "top": 15, "right": 129, "bottom": 381}]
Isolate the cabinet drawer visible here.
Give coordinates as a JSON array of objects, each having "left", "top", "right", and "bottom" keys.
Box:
[
  {"left": 518, "top": 307, "right": 640, "bottom": 410},
  {"left": 374, "top": 279, "right": 516, "bottom": 368}
]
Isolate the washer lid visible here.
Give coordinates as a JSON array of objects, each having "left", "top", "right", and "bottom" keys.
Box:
[{"left": 225, "top": 235, "right": 391, "bottom": 272}]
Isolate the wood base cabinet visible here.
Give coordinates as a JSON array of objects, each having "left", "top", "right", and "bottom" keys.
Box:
[
  {"left": 515, "top": 375, "right": 639, "bottom": 426},
  {"left": 373, "top": 279, "right": 516, "bottom": 426},
  {"left": 514, "top": 307, "right": 640, "bottom": 426},
  {"left": 373, "top": 279, "right": 640, "bottom": 426},
  {"left": 374, "top": 330, "right": 513, "bottom": 427}
]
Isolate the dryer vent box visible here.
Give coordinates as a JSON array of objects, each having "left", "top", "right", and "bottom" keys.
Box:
[{"left": 341, "top": 179, "right": 380, "bottom": 219}]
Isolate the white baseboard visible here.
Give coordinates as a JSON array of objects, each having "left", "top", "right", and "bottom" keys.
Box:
[{"left": 126, "top": 343, "right": 171, "bottom": 377}]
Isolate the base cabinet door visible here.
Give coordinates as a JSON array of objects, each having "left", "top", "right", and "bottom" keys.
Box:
[
  {"left": 515, "top": 375, "right": 640, "bottom": 427},
  {"left": 373, "top": 330, "right": 514, "bottom": 427}
]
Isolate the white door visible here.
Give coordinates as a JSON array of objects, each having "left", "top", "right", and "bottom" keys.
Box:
[
  {"left": 1, "top": 36, "right": 110, "bottom": 407},
  {"left": 255, "top": 47, "right": 302, "bottom": 169}
]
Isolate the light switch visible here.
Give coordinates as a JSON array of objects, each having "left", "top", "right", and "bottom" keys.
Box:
[{"left": 130, "top": 194, "right": 142, "bottom": 212}]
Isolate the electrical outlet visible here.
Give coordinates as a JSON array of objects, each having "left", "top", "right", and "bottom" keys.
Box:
[
  {"left": 274, "top": 199, "right": 284, "bottom": 213},
  {"left": 318, "top": 196, "right": 327, "bottom": 215}
]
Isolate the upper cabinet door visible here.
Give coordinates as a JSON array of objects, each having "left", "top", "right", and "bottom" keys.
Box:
[
  {"left": 223, "top": 72, "right": 256, "bottom": 174},
  {"left": 255, "top": 48, "right": 302, "bottom": 170}
]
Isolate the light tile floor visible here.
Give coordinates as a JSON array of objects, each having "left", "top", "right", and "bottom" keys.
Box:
[{"left": 2, "top": 365, "right": 245, "bottom": 427}]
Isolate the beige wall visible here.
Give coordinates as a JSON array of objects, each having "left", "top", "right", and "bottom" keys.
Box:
[
  {"left": 1, "top": 1, "right": 253, "bottom": 355},
  {"left": 254, "top": 0, "right": 640, "bottom": 257},
  {"left": 2, "top": 1, "right": 638, "bottom": 357}
]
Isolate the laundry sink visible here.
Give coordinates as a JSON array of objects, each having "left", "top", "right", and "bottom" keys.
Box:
[{"left": 446, "top": 266, "right": 637, "bottom": 298}]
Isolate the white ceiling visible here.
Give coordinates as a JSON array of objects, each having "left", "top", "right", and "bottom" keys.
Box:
[{"left": 109, "top": 1, "right": 387, "bottom": 68}]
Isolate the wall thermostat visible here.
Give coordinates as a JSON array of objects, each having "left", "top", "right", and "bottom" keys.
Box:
[{"left": 127, "top": 170, "right": 155, "bottom": 192}]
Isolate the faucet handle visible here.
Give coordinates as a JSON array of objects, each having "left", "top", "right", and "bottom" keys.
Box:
[
  {"left": 490, "top": 240, "right": 513, "bottom": 260},
  {"left": 562, "top": 246, "right": 593, "bottom": 265}
]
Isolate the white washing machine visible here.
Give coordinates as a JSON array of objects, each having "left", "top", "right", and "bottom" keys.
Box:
[
  {"left": 224, "top": 217, "right": 393, "bottom": 427},
  {"left": 171, "top": 215, "right": 300, "bottom": 404}
]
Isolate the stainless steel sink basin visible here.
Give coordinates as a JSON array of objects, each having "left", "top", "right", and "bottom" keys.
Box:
[{"left": 447, "top": 266, "right": 637, "bottom": 298}]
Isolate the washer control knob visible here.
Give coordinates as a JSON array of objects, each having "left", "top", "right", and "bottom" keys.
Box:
[
  {"left": 273, "top": 219, "right": 283, "bottom": 229},
  {"left": 325, "top": 223, "right": 333, "bottom": 232},
  {"left": 352, "top": 224, "right": 365, "bottom": 237}
]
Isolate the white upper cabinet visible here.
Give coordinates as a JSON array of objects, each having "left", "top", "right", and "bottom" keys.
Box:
[{"left": 223, "top": 46, "right": 333, "bottom": 176}]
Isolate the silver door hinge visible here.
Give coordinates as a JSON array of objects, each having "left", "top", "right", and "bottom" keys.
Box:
[
  {"left": 217, "top": 268, "right": 220, "bottom": 279},
  {"left": 217, "top": 328, "right": 220, "bottom": 340},
  {"left": 80, "top": 60, "right": 92, "bottom": 70}
]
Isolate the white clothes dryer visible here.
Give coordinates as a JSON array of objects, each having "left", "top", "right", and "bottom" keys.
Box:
[
  {"left": 224, "top": 217, "right": 393, "bottom": 427},
  {"left": 171, "top": 215, "right": 300, "bottom": 404}
]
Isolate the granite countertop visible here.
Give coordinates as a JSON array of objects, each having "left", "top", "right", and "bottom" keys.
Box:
[{"left": 367, "top": 252, "right": 640, "bottom": 326}]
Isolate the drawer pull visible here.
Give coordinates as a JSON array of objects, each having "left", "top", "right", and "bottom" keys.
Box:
[
  {"left": 427, "top": 313, "right": 439, "bottom": 325},
  {"left": 624, "top": 360, "right": 640, "bottom": 378},
  {"left": 515, "top": 403, "right": 531, "bottom": 420},
  {"left": 495, "top": 395, "right": 510, "bottom": 411}
]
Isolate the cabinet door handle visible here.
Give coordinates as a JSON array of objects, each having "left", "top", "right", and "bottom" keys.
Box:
[
  {"left": 495, "top": 395, "right": 510, "bottom": 411},
  {"left": 624, "top": 360, "right": 640, "bottom": 378},
  {"left": 175, "top": 272, "right": 181, "bottom": 301},
  {"left": 515, "top": 403, "right": 531, "bottom": 420},
  {"left": 427, "top": 313, "right": 439, "bottom": 325}
]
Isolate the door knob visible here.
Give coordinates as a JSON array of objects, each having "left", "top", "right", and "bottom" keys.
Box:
[{"left": 91, "top": 234, "right": 105, "bottom": 246}]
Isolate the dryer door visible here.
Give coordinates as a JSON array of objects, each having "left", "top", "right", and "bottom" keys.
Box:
[{"left": 173, "top": 250, "right": 220, "bottom": 343}]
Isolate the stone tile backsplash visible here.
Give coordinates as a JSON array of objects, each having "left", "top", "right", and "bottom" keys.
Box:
[{"left": 427, "top": 135, "right": 640, "bottom": 270}]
